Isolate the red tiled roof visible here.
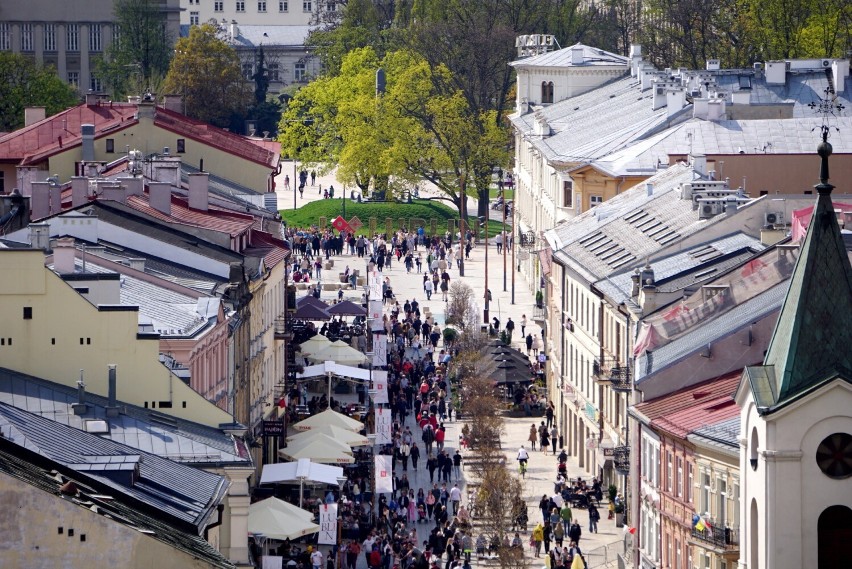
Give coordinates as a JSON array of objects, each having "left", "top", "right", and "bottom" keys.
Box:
[
  {"left": 634, "top": 371, "right": 742, "bottom": 436},
  {"left": 153, "top": 107, "right": 280, "bottom": 169},
  {"left": 0, "top": 103, "right": 138, "bottom": 166},
  {"left": 0, "top": 102, "right": 280, "bottom": 171},
  {"left": 126, "top": 193, "right": 255, "bottom": 237},
  {"left": 249, "top": 230, "right": 290, "bottom": 268}
]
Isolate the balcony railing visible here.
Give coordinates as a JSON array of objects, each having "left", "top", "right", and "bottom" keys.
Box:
[
  {"left": 691, "top": 526, "right": 739, "bottom": 550},
  {"left": 274, "top": 317, "right": 293, "bottom": 340},
  {"left": 593, "top": 357, "right": 632, "bottom": 391},
  {"left": 532, "top": 306, "right": 547, "bottom": 320}
]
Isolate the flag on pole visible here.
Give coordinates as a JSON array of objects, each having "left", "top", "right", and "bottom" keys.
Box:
[
  {"left": 375, "top": 407, "right": 392, "bottom": 444},
  {"left": 318, "top": 503, "right": 338, "bottom": 545},
  {"left": 692, "top": 514, "right": 706, "bottom": 532},
  {"left": 375, "top": 454, "right": 393, "bottom": 494}
]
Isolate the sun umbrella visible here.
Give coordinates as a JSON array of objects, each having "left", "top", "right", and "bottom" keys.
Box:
[
  {"left": 287, "top": 424, "right": 370, "bottom": 447},
  {"left": 248, "top": 497, "right": 319, "bottom": 541},
  {"left": 308, "top": 340, "right": 368, "bottom": 365},
  {"left": 299, "top": 334, "right": 333, "bottom": 356},
  {"left": 297, "top": 295, "right": 329, "bottom": 309},
  {"left": 260, "top": 458, "right": 345, "bottom": 486},
  {"left": 292, "top": 408, "right": 365, "bottom": 432},
  {"left": 486, "top": 363, "right": 534, "bottom": 385},
  {"left": 294, "top": 303, "right": 331, "bottom": 321},
  {"left": 278, "top": 433, "right": 356, "bottom": 464},
  {"left": 327, "top": 299, "right": 366, "bottom": 316}
]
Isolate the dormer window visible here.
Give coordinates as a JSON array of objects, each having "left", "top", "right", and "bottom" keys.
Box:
[{"left": 541, "top": 81, "right": 554, "bottom": 104}]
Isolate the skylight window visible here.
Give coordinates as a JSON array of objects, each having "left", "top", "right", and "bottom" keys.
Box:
[{"left": 83, "top": 420, "right": 109, "bottom": 434}]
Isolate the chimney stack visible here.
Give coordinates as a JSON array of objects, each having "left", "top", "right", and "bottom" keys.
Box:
[
  {"left": 81, "top": 124, "right": 95, "bottom": 162},
  {"left": 29, "top": 222, "right": 51, "bottom": 251},
  {"left": 99, "top": 183, "right": 126, "bottom": 204},
  {"left": 31, "top": 181, "right": 50, "bottom": 220},
  {"left": 52, "top": 237, "right": 77, "bottom": 274},
  {"left": 72, "top": 370, "right": 89, "bottom": 415},
  {"left": 128, "top": 258, "right": 146, "bottom": 272},
  {"left": 629, "top": 44, "right": 642, "bottom": 77},
  {"left": 571, "top": 46, "right": 584, "bottom": 65},
  {"left": 691, "top": 154, "right": 708, "bottom": 176},
  {"left": 832, "top": 60, "right": 849, "bottom": 94},
  {"left": 71, "top": 177, "right": 89, "bottom": 207},
  {"left": 24, "top": 107, "right": 46, "bottom": 127},
  {"left": 106, "top": 364, "right": 119, "bottom": 417},
  {"left": 765, "top": 60, "right": 786, "bottom": 85},
  {"left": 188, "top": 172, "right": 210, "bottom": 211},
  {"left": 148, "top": 182, "right": 172, "bottom": 215}
]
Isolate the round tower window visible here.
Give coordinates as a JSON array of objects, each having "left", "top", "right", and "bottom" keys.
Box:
[{"left": 816, "top": 433, "right": 852, "bottom": 479}]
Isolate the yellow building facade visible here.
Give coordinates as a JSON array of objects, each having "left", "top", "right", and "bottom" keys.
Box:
[{"left": 0, "top": 248, "right": 235, "bottom": 428}]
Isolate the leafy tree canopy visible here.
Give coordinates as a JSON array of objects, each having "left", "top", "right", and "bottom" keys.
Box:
[
  {"left": 0, "top": 52, "right": 79, "bottom": 132},
  {"left": 162, "top": 24, "right": 251, "bottom": 128},
  {"left": 95, "top": 0, "right": 173, "bottom": 99}
]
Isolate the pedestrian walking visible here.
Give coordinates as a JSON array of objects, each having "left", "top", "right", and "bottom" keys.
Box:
[
  {"left": 520, "top": 314, "right": 527, "bottom": 337},
  {"left": 550, "top": 426, "right": 558, "bottom": 454},
  {"left": 526, "top": 333, "right": 534, "bottom": 355},
  {"left": 588, "top": 503, "right": 600, "bottom": 533},
  {"left": 528, "top": 424, "right": 538, "bottom": 450},
  {"left": 568, "top": 521, "right": 582, "bottom": 545},
  {"left": 505, "top": 318, "right": 515, "bottom": 340}
]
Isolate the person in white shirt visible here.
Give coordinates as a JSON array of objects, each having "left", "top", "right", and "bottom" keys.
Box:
[
  {"left": 517, "top": 446, "right": 529, "bottom": 465},
  {"left": 311, "top": 549, "right": 324, "bottom": 569},
  {"left": 449, "top": 483, "right": 462, "bottom": 515}
]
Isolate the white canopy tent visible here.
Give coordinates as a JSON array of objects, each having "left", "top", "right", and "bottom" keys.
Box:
[
  {"left": 292, "top": 408, "right": 365, "bottom": 433},
  {"left": 298, "top": 334, "right": 333, "bottom": 356},
  {"left": 259, "top": 458, "right": 345, "bottom": 486},
  {"left": 297, "top": 361, "right": 372, "bottom": 382},
  {"left": 278, "top": 433, "right": 356, "bottom": 464},
  {"left": 248, "top": 497, "right": 319, "bottom": 541},
  {"left": 307, "top": 341, "right": 367, "bottom": 366},
  {"left": 288, "top": 424, "right": 370, "bottom": 447}
]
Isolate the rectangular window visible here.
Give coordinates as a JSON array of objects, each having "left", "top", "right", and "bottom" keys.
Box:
[
  {"left": 654, "top": 446, "right": 660, "bottom": 487},
  {"left": 242, "top": 63, "right": 253, "bottom": 80},
  {"left": 23, "top": 307, "right": 33, "bottom": 320},
  {"left": 67, "top": 71, "right": 79, "bottom": 87},
  {"left": 666, "top": 452, "right": 672, "bottom": 492},
  {"left": 717, "top": 478, "right": 727, "bottom": 525},
  {"left": 0, "top": 23, "right": 9, "bottom": 51},
  {"left": 190, "top": 11, "right": 199, "bottom": 25},
  {"left": 687, "top": 463, "right": 694, "bottom": 503},
  {"left": 563, "top": 180, "right": 573, "bottom": 208},
  {"left": 590, "top": 195, "right": 603, "bottom": 208},
  {"left": 105, "top": 139, "right": 114, "bottom": 153},
  {"left": 700, "top": 471, "right": 710, "bottom": 515},
  {"left": 236, "top": 0, "right": 246, "bottom": 11},
  {"left": 303, "top": 0, "right": 312, "bottom": 11},
  {"left": 21, "top": 24, "right": 33, "bottom": 51},
  {"left": 215, "top": 1, "right": 224, "bottom": 11},
  {"left": 89, "top": 24, "right": 101, "bottom": 52},
  {"left": 258, "top": 0, "right": 267, "bottom": 11},
  {"left": 327, "top": 1, "right": 336, "bottom": 10},
  {"left": 90, "top": 76, "right": 102, "bottom": 92},
  {"left": 294, "top": 61, "right": 306, "bottom": 82},
  {"left": 176, "top": 139, "right": 185, "bottom": 153},
  {"left": 67, "top": 24, "right": 79, "bottom": 51},
  {"left": 112, "top": 24, "right": 121, "bottom": 48},
  {"left": 279, "top": 0, "right": 288, "bottom": 10},
  {"left": 676, "top": 457, "right": 683, "bottom": 498},
  {"left": 269, "top": 62, "right": 279, "bottom": 81},
  {"left": 44, "top": 24, "right": 56, "bottom": 51}
]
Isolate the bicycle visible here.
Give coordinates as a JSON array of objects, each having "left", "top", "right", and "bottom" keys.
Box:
[{"left": 518, "top": 460, "right": 527, "bottom": 478}]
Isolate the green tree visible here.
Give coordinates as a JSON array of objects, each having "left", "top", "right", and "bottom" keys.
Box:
[
  {"left": 0, "top": 53, "right": 79, "bottom": 132},
  {"left": 95, "top": 0, "right": 173, "bottom": 99},
  {"left": 162, "top": 24, "right": 251, "bottom": 127}
]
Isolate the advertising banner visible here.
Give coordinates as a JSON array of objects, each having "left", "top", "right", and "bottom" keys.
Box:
[
  {"left": 375, "top": 407, "right": 392, "bottom": 445},
  {"left": 375, "top": 454, "right": 393, "bottom": 494},
  {"left": 318, "top": 503, "right": 338, "bottom": 545},
  {"left": 372, "top": 370, "right": 389, "bottom": 404}
]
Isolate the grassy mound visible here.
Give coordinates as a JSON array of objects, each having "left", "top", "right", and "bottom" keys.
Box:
[{"left": 279, "top": 198, "right": 508, "bottom": 236}]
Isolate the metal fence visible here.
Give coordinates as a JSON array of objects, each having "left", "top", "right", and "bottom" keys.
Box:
[{"left": 584, "top": 535, "right": 633, "bottom": 568}]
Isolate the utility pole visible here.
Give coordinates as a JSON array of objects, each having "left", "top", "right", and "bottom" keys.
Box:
[
  {"left": 502, "top": 196, "right": 507, "bottom": 292},
  {"left": 483, "top": 213, "right": 489, "bottom": 324},
  {"left": 511, "top": 204, "right": 515, "bottom": 305},
  {"left": 458, "top": 175, "right": 467, "bottom": 277}
]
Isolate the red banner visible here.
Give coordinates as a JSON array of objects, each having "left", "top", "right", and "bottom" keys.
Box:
[{"left": 331, "top": 215, "right": 351, "bottom": 233}]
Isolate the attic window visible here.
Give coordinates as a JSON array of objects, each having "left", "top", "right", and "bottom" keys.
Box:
[
  {"left": 176, "top": 139, "right": 185, "bottom": 153},
  {"left": 738, "top": 75, "right": 752, "bottom": 90},
  {"left": 105, "top": 139, "right": 114, "bottom": 153},
  {"left": 23, "top": 307, "right": 32, "bottom": 319}
]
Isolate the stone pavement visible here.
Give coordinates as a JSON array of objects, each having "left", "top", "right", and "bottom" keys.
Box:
[{"left": 288, "top": 170, "right": 625, "bottom": 566}]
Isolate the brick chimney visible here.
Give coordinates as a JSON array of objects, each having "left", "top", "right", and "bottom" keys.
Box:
[{"left": 148, "top": 182, "right": 172, "bottom": 215}]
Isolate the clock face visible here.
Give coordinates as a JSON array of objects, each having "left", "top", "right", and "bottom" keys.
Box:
[{"left": 816, "top": 433, "right": 852, "bottom": 479}]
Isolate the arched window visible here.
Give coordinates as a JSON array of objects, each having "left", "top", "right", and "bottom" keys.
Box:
[
  {"left": 819, "top": 505, "right": 852, "bottom": 568},
  {"left": 750, "top": 427, "right": 759, "bottom": 470},
  {"left": 541, "top": 81, "right": 554, "bottom": 104}
]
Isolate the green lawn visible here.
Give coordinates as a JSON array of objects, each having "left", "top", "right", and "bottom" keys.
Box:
[
  {"left": 489, "top": 188, "right": 515, "bottom": 199},
  {"left": 279, "top": 198, "right": 509, "bottom": 237}
]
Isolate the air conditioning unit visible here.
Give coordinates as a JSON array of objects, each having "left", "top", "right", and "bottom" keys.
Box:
[
  {"left": 764, "top": 211, "right": 784, "bottom": 227},
  {"left": 822, "top": 59, "right": 832, "bottom": 67},
  {"left": 699, "top": 201, "right": 723, "bottom": 219}
]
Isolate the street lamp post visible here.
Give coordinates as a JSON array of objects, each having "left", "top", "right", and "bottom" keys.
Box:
[{"left": 502, "top": 196, "right": 508, "bottom": 292}]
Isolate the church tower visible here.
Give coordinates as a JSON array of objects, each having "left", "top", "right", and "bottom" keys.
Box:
[{"left": 735, "top": 126, "right": 852, "bottom": 569}]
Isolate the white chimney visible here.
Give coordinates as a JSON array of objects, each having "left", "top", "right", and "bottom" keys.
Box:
[
  {"left": 691, "top": 154, "right": 708, "bottom": 176},
  {"left": 706, "top": 97, "right": 726, "bottom": 120},
  {"left": 651, "top": 81, "right": 667, "bottom": 110},
  {"left": 765, "top": 60, "right": 786, "bottom": 85},
  {"left": 832, "top": 59, "right": 849, "bottom": 94},
  {"left": 100, "top": 184, "right": 126, "bottom": 204},
  {"left": 53, "top": 237, "right": 77, "bottom": 274},
  {"left": 128, "top": 258, "right": 146, "bottom": 272},
  {"left": 49, "top": 181, "right": 61, "bottom": 215},
  {"left": 120, "top": 176, "right": 144, "bottom": 197},
  {"left": 705, "top": 59, "right": 720, "bottom": 71},
  {"left": 81, "top": 124, "right": 95, "bottom": 162},
  {"left": 693, "top": 97, "right": 709, "bottom": 119},
  {"left": 29, "top": 222, "right": 51, "bottom": 251},
  {"left": 148, "top": 182, "right": 172, "bottom": 215},
  {"left": 71, "top": 177, "right": 89, "bottom": 207},
  {"left": 24, "top": 107, "right": 46, "bottom": 127},
  {"left": 629, "top": 44, "right": 642, "bottom": 77},
  {"left": 571, "top": 46, "right": 584, "bottom": 65},
  {"left": 666, "top": 88, "right": 686, "bottom": 116},
  {"left": 229, "top": 21, "right": 239, "bottom": 40},
  {"left": 188, "top": 172, "right": 210, "bottom": 211}
]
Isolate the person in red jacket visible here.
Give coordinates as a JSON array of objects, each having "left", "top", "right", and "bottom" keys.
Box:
[
  {"left": 435, "top": 426, "right": 446, "bottom": 452},
  {"left": 369, "top": 545, "right": 382, "bottom": 569}
]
